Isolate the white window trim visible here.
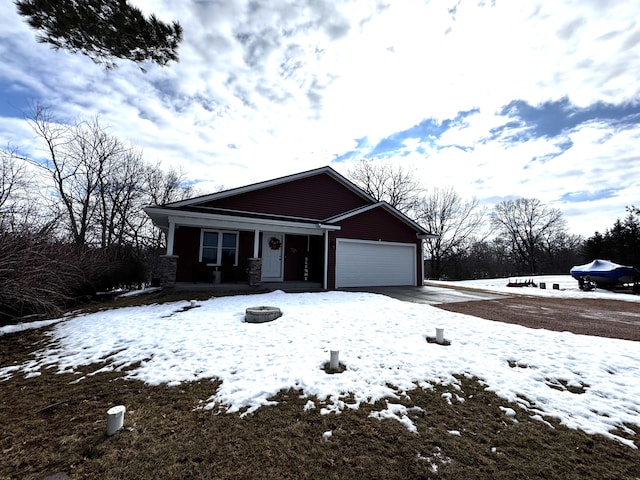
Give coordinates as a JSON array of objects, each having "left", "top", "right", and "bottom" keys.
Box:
[{"left": 199, "top": 229, "right": 239, "bottom": 266}]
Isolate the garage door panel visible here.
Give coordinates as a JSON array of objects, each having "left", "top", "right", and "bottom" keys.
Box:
[{"left": 336, "top": 240, "right": 416, "bottom": 288}]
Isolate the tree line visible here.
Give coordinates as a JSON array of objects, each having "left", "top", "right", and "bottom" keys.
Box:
[
  {"left": 2, "top": 123, "right": 638, "bottom": 323},
  {"left": 4, "top": 2, "right": 636, "bottom": 324},
  {"left": 0, "top": 105, "right": 193, "bottom": 324},
  {"left": 347, "top": 159, "right": 638, "bottom": 280}
]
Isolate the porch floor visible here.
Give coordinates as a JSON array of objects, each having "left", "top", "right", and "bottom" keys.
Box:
[{"left": 173, "top": 281, "right": 324, "bottom": 293}]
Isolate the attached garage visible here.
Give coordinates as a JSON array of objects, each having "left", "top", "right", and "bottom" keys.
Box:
[
  {"left": 335, "top": 239, "right": 417, "bottom": 288},
  {"left": 146, "top": 166, "right": 433, "bottom": 289}
]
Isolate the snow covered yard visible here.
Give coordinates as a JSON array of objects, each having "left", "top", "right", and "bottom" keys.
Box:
[
  {"left": 2, "top": 278, "right": 639, "bottom": 449},
  {"left": 430, "top": 274, "right": 640, "bottom": 302}
]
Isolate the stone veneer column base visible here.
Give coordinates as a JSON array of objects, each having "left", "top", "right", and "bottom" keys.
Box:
[
  {"left": 248, "top": 258, "right": 262, "bottom": 287},
  {"left": 158, "top": 255, "right": 178, "bottom": 288}
]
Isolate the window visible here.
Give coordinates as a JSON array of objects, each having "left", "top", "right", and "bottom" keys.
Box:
[
  {"left": 201, "top": 231, "right": 219, "bottom": 264},
  {"left": 200, "top": 230, "right": 238, "bottom": 265},
  {"left": 221, "top": 232, "right": 237, "bottom": 264}
]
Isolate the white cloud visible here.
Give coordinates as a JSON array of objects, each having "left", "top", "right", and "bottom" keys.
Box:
[{"left": 1, "top": 0, "right": 639, "bottom": 236}]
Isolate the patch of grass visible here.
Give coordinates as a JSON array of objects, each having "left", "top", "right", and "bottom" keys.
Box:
[
  {"left": 507, "top": 360, "right": 530, "bottom": 369},
  {"left": 322, "top": 361, "right": 347, "bottom": 374},
  {"left": 545, "top": 378, "right": 590, "bottom": 395},
  {"left": 2, "top": 296, "right": 640, "bottom": 479}
]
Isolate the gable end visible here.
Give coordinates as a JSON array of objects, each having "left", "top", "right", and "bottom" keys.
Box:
[{"left": 197, "top": 172, "right": 371, "bottom": 219}]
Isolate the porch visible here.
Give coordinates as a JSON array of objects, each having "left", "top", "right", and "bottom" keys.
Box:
[{"left": 172, "top": 280, "right": 324, "bottom": 293}]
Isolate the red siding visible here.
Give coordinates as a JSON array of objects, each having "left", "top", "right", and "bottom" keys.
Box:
[
  {"left": 200, "top": 173, "right": 369, "bottom": 219},
  {"left": 326, "top": 207, "right": 423, "bottom": 289},
  {"left": 234, "top": 231, "right": 254, "bottom": 281},
  {"left": 175, "top": 227, "right": 256, "bottom": 282},
  {"left": 336, "top": 208, "right": 420, "bottom": 243},
  {"left": 283, "top": 234, "right": 308, "bottom": 281},
  {"left": 172, "top": 178, "right": 424, "bottom": 286},
  {"left": 174, "top": 226, "right": 201, "bottom": 282}
]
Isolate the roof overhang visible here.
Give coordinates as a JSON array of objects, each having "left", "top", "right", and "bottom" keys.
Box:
[
  {"left": 164, "top": 166, "right": 377, "bottom": 208},
  {"left": 144, "top": 206, "right": 341, "bottom": 236},
  {"left": 326, "top": 202, "right": 435, "bottom": 237},
  {"left": 418, "top": 233, "right": 440, "bottom": 240}
]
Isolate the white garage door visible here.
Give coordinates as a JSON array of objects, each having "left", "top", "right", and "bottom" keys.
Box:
[{"left": 335, "top": 239, "right": 416, "bottom": 288}]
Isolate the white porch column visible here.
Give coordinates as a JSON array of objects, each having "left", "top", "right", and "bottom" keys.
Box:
[
  {"left": 253, "top": 229, "right": 260, "bottom": 257},
  {"left": 166, "top": 221, "right": 176, "bottom": 256}
]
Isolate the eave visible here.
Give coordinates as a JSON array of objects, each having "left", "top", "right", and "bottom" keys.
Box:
[
  {"left": 144, "top": 206, "right": 341, "bottom": 236},
  {"left": 163, "top": 166, "right": 377, "bottom": 208},
  {"left": 325, "top": 202, "right": 433, "bottom": 237}
]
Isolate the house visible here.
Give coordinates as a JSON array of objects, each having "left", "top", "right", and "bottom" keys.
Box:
[{"left": 144, "top": 166, "right": 434, "bottom": 290}]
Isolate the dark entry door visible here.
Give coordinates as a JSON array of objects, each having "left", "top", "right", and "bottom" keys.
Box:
[{"left": 283, "top": 235, "right": 308, "bottom": 281}]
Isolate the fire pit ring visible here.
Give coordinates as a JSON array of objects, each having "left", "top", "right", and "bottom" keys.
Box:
[{"left": 245, "top": 306, "right": 282, "bottom": 323}]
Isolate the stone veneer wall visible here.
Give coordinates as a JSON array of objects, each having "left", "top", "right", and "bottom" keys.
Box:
[
  {"left": 248, "top": 258, "right": 262, "bottom": 287},
  {"left": 158, "top": 255, "right": 178, "bottom": 288}
]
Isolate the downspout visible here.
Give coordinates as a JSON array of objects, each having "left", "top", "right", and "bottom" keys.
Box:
[
  {"left": 419, "top": 238, "right": 425, "bottom": 286},
  {"left": 323, "top": 230, "right": 329, "bottom": 290}
]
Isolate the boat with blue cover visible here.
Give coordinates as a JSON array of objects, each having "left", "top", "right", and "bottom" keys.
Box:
[{"left": 570, "top": 259, "right": 640, "bottom": 288}]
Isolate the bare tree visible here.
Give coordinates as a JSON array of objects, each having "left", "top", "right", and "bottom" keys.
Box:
[
  {"left": 417, "top": 186, "right": 487, "bottom": 279},
  {"left": 144, "top": 163, "right": 195, "bottom": 207},
  {"left": 27, "top": 104, "right": 197, "bottom": 253},
  {"left": 30, "top": 106, "right": 98, "bottom": 244},
  {"left": 0, "top": 108, "right": 204, "bottom": 320},
  {"left": 0, "top": 145, "right": 52, "bottom": 234},
  {"left": 0, "top": 146, "right": 27, "bottom": 226},
  {"left": 96, "top": 147, "right": 146, "bottom": 249},
  {"left": 139, "top": 163, "right": 196, "bottom": 250},
  {"left": 27, "top": 105, "right": 147, "bottom": 247},
  {"left": 347, "top": 158, "right": 423, "bottom": 214},
  {"left": 539, "top": 230, "right": 583, "bottom": 273},
  {"left": 491, "top": 198, "right": 567, "bottom": 274}
]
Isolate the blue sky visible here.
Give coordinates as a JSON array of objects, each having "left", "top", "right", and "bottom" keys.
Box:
[{"left": 1, "top": 0, "right": 640, "bottom": 236}]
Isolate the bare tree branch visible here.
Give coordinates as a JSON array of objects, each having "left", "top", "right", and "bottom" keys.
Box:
[
  {"left": 491, "top": 198, "right": 567, "bottom": 274},
  {"left": 417, "top": 187, "right": 487, "bottom": 278},
  {"left": 347, "top": 158, "right": 423, "bottom": 215}
]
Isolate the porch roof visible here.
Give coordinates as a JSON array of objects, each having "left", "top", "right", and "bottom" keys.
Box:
[{"left": 144, "top": 206, "right": 341, "bottom": 236}]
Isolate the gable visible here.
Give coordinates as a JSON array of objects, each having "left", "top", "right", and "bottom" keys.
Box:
[
  {"left": 197, "top": 172, "right": 371, "bottom": 219},
  {"left": 335, "top": 206, "right": 421, "bottom": 243}
]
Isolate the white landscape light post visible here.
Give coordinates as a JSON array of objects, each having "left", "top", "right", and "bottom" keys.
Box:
[
  {"left": 329, "top": 350, "right": 340, "bottom": 371},
  {"left": 106, "top": 405, "right": 126, "bottom": 436},
  {"left": 427, "top": 327, "right": 450, "bottom": 346}
]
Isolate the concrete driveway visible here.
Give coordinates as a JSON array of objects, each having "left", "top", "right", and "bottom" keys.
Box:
[{"left": 342, "top": 284, "right": 509, "bottom": 305}]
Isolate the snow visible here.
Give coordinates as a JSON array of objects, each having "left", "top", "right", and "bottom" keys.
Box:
[
  {"left": 429, "top": 274, "right": 640, "bottom": 302},
  {"left": 369, "top": 402, "right": 424, "bottom": 433},
  {"left": 1, "top": 276, "right": 639, "bottom": 448},
  {"left": 0, "top": 318, "right": 63, "bottom": 336},
  {"left": 117, "top": 286, "right": 163, "bottom": 298}
]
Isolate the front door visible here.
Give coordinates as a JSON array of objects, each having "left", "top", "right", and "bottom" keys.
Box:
[{"left": 261, "top": 233, "right": 284, "bottom": 281}]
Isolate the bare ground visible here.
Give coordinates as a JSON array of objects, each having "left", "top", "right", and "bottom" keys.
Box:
[
  {"left": 2, "top": 292, "right": 640, "bottom": 479},
  {"left": 433, "top": 295, "right": 640, "bottom": 342}
]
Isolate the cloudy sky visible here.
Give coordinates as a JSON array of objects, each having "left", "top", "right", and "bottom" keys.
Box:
[{"left": 1, "top": 0, "right": 639, "bottom": 237}]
